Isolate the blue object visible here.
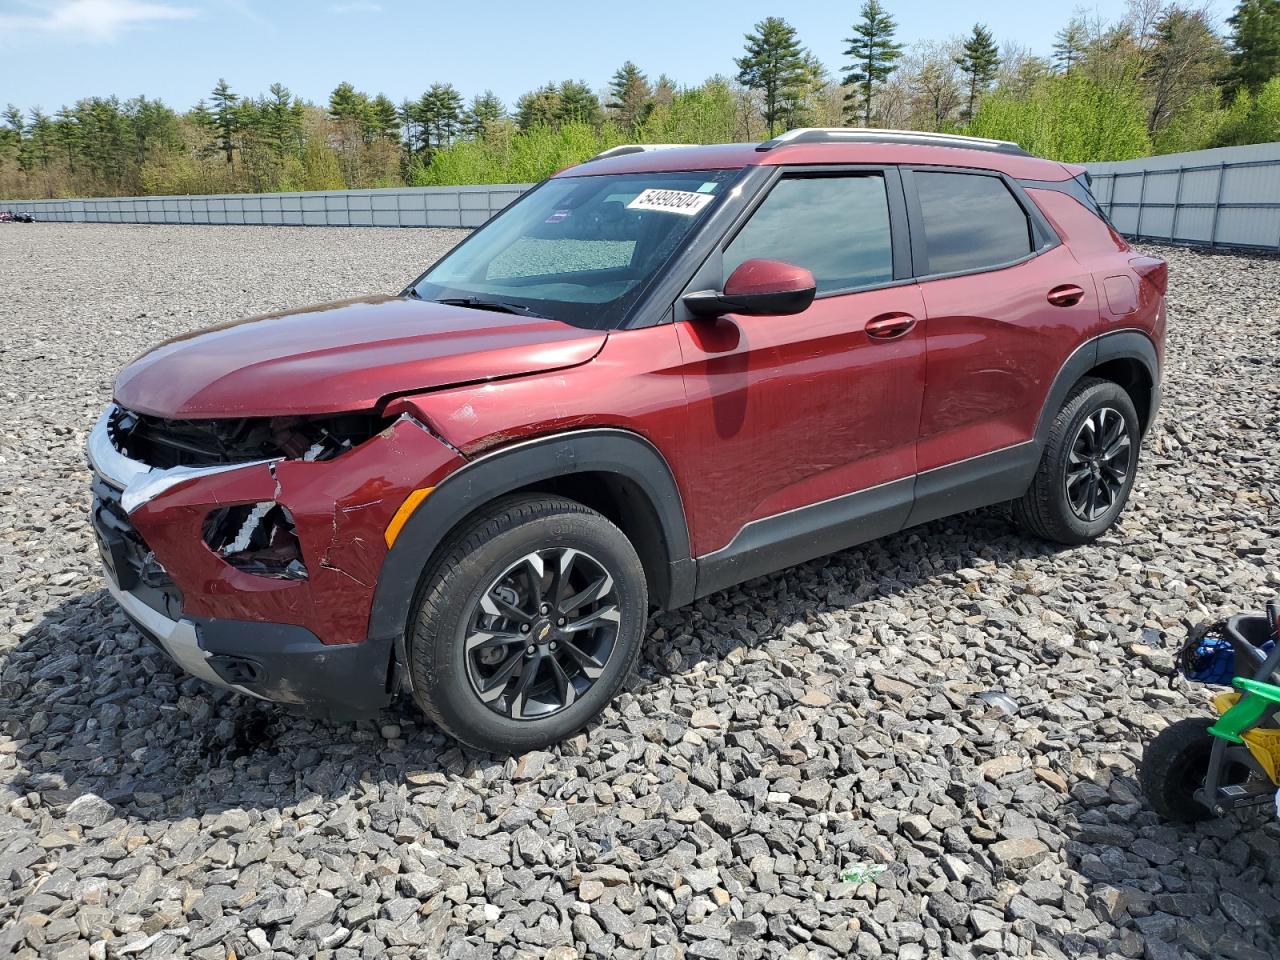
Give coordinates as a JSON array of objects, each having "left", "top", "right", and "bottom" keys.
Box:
[{"left": 1185, "top": 635, "right": 1275, "bottom": 685}]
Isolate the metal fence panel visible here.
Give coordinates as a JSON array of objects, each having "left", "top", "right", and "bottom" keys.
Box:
[
  {"left": 1085, "top": 143, "right": 1280, "bottom": 251},
  {"left": 0, "top": 184, "right": 533, "bottom": 229}
]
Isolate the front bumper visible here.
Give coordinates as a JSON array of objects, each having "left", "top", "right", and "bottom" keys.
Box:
[
  {"left": 87, "top": 403, "right": 464, "bottom": 716},
  {"left": 105, "top": 574, "right": 396, "bottom": 716}
]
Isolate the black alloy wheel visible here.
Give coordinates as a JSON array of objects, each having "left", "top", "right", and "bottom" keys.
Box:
[
  {"left": 464, "top": 547, "right": 621, "bottom": 720},
  {"left": 1064, "top": 406, "right": 1133, "bottom": 522}
]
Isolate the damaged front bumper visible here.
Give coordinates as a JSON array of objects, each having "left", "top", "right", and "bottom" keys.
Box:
[{"left": 87, "top": 404, "right": 465, "bottom": 716}]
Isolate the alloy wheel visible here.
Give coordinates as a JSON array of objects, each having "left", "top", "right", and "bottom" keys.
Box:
[
  {"left": 1064, "top": 406, "right": 1133, "bottom": 522},
  {"left": 463, "top": 547, "right": 621, "bottom": 720}
]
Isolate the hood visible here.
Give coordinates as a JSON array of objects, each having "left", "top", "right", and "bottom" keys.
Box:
[{"left": 114, "top": 295, "right": 607, "bottom": 419}]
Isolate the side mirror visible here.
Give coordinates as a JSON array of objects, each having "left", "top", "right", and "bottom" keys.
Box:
[{"left": 683, "top": 258, "right": 817, "bottom": 318}]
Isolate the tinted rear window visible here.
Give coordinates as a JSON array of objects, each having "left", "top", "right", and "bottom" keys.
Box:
[{"left": 915, "top": 172, "right": 1032, "bottom": 275}]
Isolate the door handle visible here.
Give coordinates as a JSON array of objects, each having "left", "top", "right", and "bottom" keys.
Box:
[
  {"left": 865, "top": 312, "right": 917, "bottom": 340},
  {"left": 1047, "top": 283, "right": 1085, "bottom": 307}
]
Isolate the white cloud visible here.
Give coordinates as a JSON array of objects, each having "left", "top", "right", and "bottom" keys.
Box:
[
  {"left": 0, "top": 0, "right": 197, "bottom": 42},
  {"left": 330, "top": 2, "right": 381, "bottom": 13}
]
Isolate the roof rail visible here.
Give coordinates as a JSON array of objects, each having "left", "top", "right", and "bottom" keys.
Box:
[
  {"left": 588, "top": 144, "right": 690, "bottom": 162},
  {"left": 756, "top": 128, "right": 1029, "bottom": 157}
]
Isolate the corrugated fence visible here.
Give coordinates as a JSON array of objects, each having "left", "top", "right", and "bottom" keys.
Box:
[
  {"left": 0, "top": 184, "right": 531, "bottom": 228},
  {"left": 1084, "top": 142, "right": 1280, "bottom": 251},
  {"left": 4, "top": 142, "right": 1279, "bottom": 250}
]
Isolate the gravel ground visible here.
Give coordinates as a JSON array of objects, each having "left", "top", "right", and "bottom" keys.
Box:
[{"left": 2, "top": 222, "right": 1280, "bottom": 960}]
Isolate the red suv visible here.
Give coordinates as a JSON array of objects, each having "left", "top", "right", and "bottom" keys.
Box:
[{"left": 90, "top": 129, "right": 1166, "bottom": 752}]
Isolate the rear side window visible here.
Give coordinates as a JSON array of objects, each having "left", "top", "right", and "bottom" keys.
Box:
[
  {"left": 915, "top": 171, "right": 1032, "bottom": 275},
  {"left": 724, "top": 174, "right": 893, "bottom": 294}
]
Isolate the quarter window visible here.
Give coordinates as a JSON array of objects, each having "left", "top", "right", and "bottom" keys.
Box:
[
  {"left": 915, "top": 171, "right": 1033, "bottom": 275},
  {"left": 723, "top": 175, "right": 893, "bottom": 295}
]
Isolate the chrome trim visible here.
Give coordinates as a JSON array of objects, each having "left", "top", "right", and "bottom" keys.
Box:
[
  {"left": 87, "top": 404, "right": 279, "bottom": 514},
  {"left": 105, "top": 577, "right": 262, "bottom": 699},
  {"left": 761, "top": 127, "right": 1021, "bottom": 151}
]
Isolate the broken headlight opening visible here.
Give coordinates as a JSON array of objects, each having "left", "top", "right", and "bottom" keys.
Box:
[
  {"left": 109, "top": 407, "right": 391, "bottom": 469},
  {"left": 203, "top": 502, "right": 308, "bottom": 580}
]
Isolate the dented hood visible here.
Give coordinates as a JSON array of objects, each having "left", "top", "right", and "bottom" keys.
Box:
[{"left": 113, "top": 295, "right": 607, "bottom": 418}]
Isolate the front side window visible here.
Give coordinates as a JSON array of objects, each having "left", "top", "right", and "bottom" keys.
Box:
[
  {"left": 915, "top": 171, "right": 1033, "bottom": 275},
  {"left": 413, "top": 169, "right": 739, "bottom": 329},
  {"left": 723, "top": 174, "right": 894, "bottom": 295}
]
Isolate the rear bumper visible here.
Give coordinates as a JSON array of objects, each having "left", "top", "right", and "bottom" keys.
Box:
[{"left": 106, "top": 573, "right": 396, "bottom": 718}]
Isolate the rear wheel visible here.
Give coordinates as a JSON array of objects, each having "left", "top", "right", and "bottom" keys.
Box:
[
  {"left": 1014, "top": 377, "right": 1140, "bottom": 544},
  {"left": 407, "top": 494, "right": 647, "bottom": 753}
]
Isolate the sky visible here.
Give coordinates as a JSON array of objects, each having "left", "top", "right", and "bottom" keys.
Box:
[{"left": 0, "top": 0, "right": 1222, "bottom": 114}]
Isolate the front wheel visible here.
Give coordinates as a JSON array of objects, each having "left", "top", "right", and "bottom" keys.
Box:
[
  {"left": 1014, "top": 377, "right": 1141, "bottom": 544},
  {"left": 407, "top": 494, "right": 647, "bottom": 753},
  {"left": 1141, "top": 717, "right": 1217, "bottom": 822}
]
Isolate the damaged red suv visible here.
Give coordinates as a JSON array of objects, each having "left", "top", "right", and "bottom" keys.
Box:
[{"left": 90, "top": 129, "right": 1166, "bottom": 752}]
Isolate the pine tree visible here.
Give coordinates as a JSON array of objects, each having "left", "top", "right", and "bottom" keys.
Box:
[
  {"left": 842, "top": 1, "right": 904, "bottom": 126},
  {"left": 209, "top": 78, "right": 239, "bottom": 167},
  {"left": 955, "top": 24, "right": 1000, "bottom": 122},
  {"left": 556, "top": 80, "right": 601, "bottom": 126},
  {"left": 735, "top": 16, "right": 811, "bottom": 136},
  {"left": 463, "top": 91, "right": 505, "bottom": 137},
  {"left": 1228, "top": 0, "right": 1280, "bottom": 93},
  {"left": 608, "top": 61, "right": 653, "bottom": 131},
  {"left": 515, "top": 84, "right": 561, "bottom": 130},
  {"left": 1053, "top": 19, "right": 1089, "bottom": 73},
  {"left": 369, "top": 94, "right": 400, "bottom": 143}
]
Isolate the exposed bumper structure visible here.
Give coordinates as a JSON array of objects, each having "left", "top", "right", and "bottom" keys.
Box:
[{"left": 88, "top": 403, "right": 465, "bottom": 716}]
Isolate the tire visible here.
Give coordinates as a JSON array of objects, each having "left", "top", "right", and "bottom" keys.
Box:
[
  {"left": 1013, "top": 377, "right": 1141, "bottom": 544},
  {"left": 407, "top": 494, "right": 647, "bottom": 753},
  {"left": 1140, "top": 717, "right": 1217, "bottom": 822}
]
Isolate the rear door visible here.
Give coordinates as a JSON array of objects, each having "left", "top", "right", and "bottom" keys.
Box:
[
  {"left": 904, "top": 167, "right": 1101, "bottom": 478},
  {"left": 674, "top": 167, "right": 926, "bottom": 575}
]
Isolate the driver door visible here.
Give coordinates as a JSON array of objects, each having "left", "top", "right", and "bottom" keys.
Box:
[{"left": 673, "top": 169, "right": 926, "bottom": 590}]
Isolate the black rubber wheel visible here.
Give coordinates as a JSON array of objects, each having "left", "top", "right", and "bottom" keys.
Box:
[
  {"left": 1014, "top": 377, "right": 1140, "bottom": 544},
  {"left": 407, "top": 494, "right": 647, "bottom": 753},
  {"left": 1141, "top": 717, "right": 1218, "bottom": 822}
]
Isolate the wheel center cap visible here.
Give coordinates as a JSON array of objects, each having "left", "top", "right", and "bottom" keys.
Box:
[{"left": 532, "top": 619, "right": 554, "bottom": 644}]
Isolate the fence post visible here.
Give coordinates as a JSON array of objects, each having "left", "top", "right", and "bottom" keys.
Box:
[
  {"left": 1134, "top": 169, "right": 1147, "bottom": 240},
  {"left": 1169, "top": 167, "right": 1185, "bottom": 243},
  {"left": 1208, "top": 162, "right": 1226, "bottom": 249}
]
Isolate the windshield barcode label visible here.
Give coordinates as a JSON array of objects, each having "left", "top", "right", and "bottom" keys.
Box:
[{"left": 626, "top": 189, "right": 715, "bottom": 216}]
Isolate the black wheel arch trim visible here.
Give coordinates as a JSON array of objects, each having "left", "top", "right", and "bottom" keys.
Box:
[
  {"left": 367, "top": 428, "right": 694, "bottom": 653},
  {"left": 1036, "top": 328, "right": 1160, "bottom": 445}
]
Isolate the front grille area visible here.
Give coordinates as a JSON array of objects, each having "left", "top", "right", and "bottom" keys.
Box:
[
  {"left": 108, "top": 407, "right": 285, "bottom": 469},
  {"left": 107, "top": 405, "right": 391, "bottom": 469},
  {"left": 91, "top": 475, "right": 183, "bottom": 620}
]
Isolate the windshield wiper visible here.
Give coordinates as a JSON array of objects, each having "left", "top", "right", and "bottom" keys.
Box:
[{"left": 432, "top": 296, "right": 547, "bottom": 319}]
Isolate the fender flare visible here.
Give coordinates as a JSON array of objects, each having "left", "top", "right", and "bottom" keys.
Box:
[
  {"left": 1035, "top": 328, "right": 1160, "bottom": 445},
  {"left": 366, "top": 428, "right": 694, "bottom": 648}
]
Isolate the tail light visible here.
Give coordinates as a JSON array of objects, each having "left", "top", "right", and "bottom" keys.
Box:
[
  {"left": 1129, "top": 256, "right": 1168, "bottom": 296},
  {"left": 203, "top": 502, "right": 307, "bottom": 580}
]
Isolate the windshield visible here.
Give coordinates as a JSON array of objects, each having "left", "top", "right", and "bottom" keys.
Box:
[{"left": 411, "top": 169, "right": 740, "bottom": 329}]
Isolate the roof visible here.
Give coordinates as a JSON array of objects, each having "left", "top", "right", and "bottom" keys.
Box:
[{"left": 556, "top": 140, "right": 1076, "bottom": 182}]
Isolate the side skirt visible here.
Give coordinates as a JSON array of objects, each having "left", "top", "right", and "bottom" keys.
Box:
[
  {"left": 903, "top": 441, "right": 1040, "bottom": 530},
  {"left": 691, "top": 442, "right": 1042, "bottom": 600},
  {"left": 693, "top": 477, "right": 914, "bottom": 599}
]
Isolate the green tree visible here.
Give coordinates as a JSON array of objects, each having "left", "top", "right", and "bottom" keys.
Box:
[
  {"left": 209, "top": 78, "right": 240, "bottom": 166},
  {"left": 515, "top": 84, "right": 561, "bottom": 131},
  {"left": 1227, "top": 0, "right": 1280, "bottom": 93},
  {"left": 608, "top": 61, "right": 652, "bottom": 131},
  {"left": 555, "top": 80, "right": 601, "bottom": 126},
  {"left": 736, "top": 16, "right": 811, "bottom": 136},
  {"left": 955, "top": 23, "right": 1000, "bottom": 122},
  {"left": 842, "top": 1, "right": 904, "bottom": 125},
  {"left": 463, "top": 91, "right": 506, "bottom": 137},
  {"left": 1144, "top": 8, "right": 1227, "bottom": 134},
  {"left": 417, "top": 83, "right": 464, "bottom": 149},
  {"left": 369, "top": 94, "right": 400, "bottom": 142},
  {"left": 1053, "top": 18, "right": 1089, "bottom": 73}
]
